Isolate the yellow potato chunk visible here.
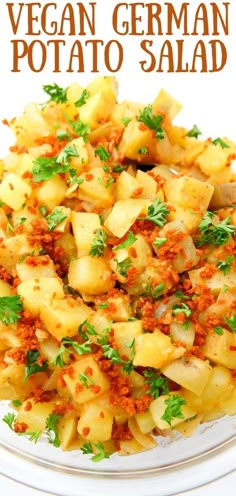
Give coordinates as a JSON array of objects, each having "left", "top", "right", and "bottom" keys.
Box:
[
  {"left": 40, "top": 297, "right": 94, "bottom": 340},
  {"left": 202, "top": 328, "right": 236, "bottom": 369},
  {"left": 68, "top": 256, "right": 114, "bottom": 295},
  {"left": 16, "top": 256, "right": 57, "bottom": 281},
  {"left": 113, "top": 320, "right": 143, "bottom": 358},
  {"left": 71, "top": 212, "right": 101, "bottom": 256},
  {"left": 63, "top": 356, "right": 110, "bottom": 404},
  {"left": 161, "top": 356, "right": 212, "bottom": 396},
  {"left": 104, "top": 199, "right": 149, "bottom": 238},
  {"left": 17, "top": 277, "right": 64, "bottom": 315},
  {"left": 77, "top": 401, "right": 113, "bottom": 441},
  {"left": 0, "top": 173, "right": 32, "bottom": 210},
  {"left": 150, "top": 393, "right": 197, "bottom": 430},
  {"left": 133, "top": 331, "right": 185, "bottom": 368},
  {"left": 34, "top": 175, "right": 67, "bottom": 212},
  {"left": 0, "top": 234, "right": 34, "bottom": 275},
  {"left": 16, "top": 400, "right": 55, "bottom": 432}
]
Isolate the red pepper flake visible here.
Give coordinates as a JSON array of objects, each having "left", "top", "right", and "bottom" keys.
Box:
[
  {"left": 24, "top": 401, "right": 32, "bottom": 411},
  {"left": 82, "top": 427, "right": 90, "bottom": 437},
  {"left": 14, "top": 422, "right": 28, "bottom": 433},
  {"left": 85, "top": 173, "right": 94, "bottom": 181}
]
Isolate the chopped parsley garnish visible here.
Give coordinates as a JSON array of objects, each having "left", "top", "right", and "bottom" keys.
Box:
[
  {"left": 145, "top": 281, "right": 165, "bottom": 299},
  {"left": 97, "top": 302, "right": 109, "bottom": 309},
  {"left": 56, "top": 129, "right": 72, "bottom": 141},
  {"left": 75, "top": 89, "right": 89, "bottom": 107},
  {"left": 213, "top": 326, "right": 224, "bottom": 336},
  {"left": 89, "top": 229, "right": 107, "bottom": 257},
  {"left": 224, "top": 315, "right": 236, "bottom": 333},
  {"left": 143, "top": 370, "right": 170, "bottom": 399},
  {"left": 113, "top": 165, "right": 127, "bottom": 173},
  {"left": 153, "top": 237, "right": 167, "bottom": 248},
  {"left": 161, "top": 394, "right": 187, "bottom": 426},
  {"left": 138, "top": 105, "right": 165, "bottom": 140},
  {"left": 43, "top": 83, "right": 68, "bottom": 104},
  {"left": 0, "top": 295, "right": 23, "bottom": 325},
  {"left": 138, "top": 147, "right": 148, "bottom": 154},
  {"left": 216, "top": 255, "right": 234, "bottom": 275},
  {"left": 81, "top": 441, "right": 110, "bottom": 461},
  {"left": 115, "top": 257, "right": 132, "bottom": 277},
  {"left": 186, "top": 124, "right": 202, "bottom": 138},
  {"left": 114, "top": 232, "right": 137, "bottom": 250},
  {"left": 68, "top": 117, "right": 90, "bottom": 142},
  {"left": 53, "top": 337, "right": 92, "bottom": 368},
  {"left": 139, "top": 198, "right": 169, "bottom": 227},
  {"left": 68, "top": 169, "right": 84, "bottom": 186},
  {"left": 12, "top": 400, "right": 22, "bottom": 408},
  {"left": 212, "top": 138, "right": 230, "bottom": 149},
  {"left": 57, "top": 143, "right": 79, "bottom": 166},
  {"left": 121, "top": 116, "right": 131, "bottom": 126},
  {"left": 94, "top": 145, "right": 110, "bottom": 161},
  {"left": 172, "top": 303, "right": 192, "bottom": 329},
  {"left": 24, "top": 350, "right": 48, "bottom": 382},
  {"left": 45, "top": 413, "right": 62, "bottom": 447},
  {"left": 196, "top": 211, "right": 235, "bottom": 247},
  {"left": 39, "top": 205, "right": 47, "bottom": 216},
  {"left": 46, "top": 208, "right": 67, "bottom": 231},
  {"left": 79, "top": 372, "right": 95, "bottom": 389},
  {"left": 2, "top": 412, "right": 42, "bottom": 443},
  {"left": 98, "top": 338, "right": 135, "bottom": 374}
]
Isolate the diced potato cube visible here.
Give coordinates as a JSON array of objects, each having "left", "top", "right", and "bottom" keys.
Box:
[
  {"left": 170, "top": 321, "right": 195, "bottom": 349},
  {"left": 152, "top": 89, "right": 182, "bottom": 119},
  {"left": 17, "top": 277, "right": 64, "bottom": 315},
  {"left": 136, "top": 170, "right": 163, "bottom": 202},
  {"left": 196, "top": 142, "right": 234, "bottom": 176},
  {"left": 63, "top": 356, "right": 110, "bottom": 404},
  {"left": 164, "top": 176, "right": 214, "bottom": 210},
  {"left": 219, "top": 387, "right": 236, "bottom": 415},
  {"left": 77, "top": 401, "right": 113, "bottom": 441},
  {"left": 161, "top": 356, "right": 212, "bottom": 396},
  {"left": 79, "top": 76, "right": 117, "bottom": 129},
  {"left": 104, "top": 199, "right": 150, "bottom": 238},
  {"left": 0, "top": 234, "right": 34, "bottom": 275},
  {"left": 133, "top": 331, "right": 185, "bottom": 368},
  {"left": 58, "top": 414, "right": 78, "bottom": 450},
  {"left": 71, "top": 212, "right": 101, "bottom": 256},
  {"left": 68, "top": 256, "right": 114, "bottom": 295},
  {"left": 16, "top": 256, "right": 57, "bottom": 281},
  {"left": 78, "top": 167, "right": 115, "bottom": 209},
  {"left": 175, "top": 414, "right": 203, "bottom": 437},
  {"left": 188, "top": 268, "right": 236, "bottom": 296},
  {"left": 112, "top": 320, "right": 143, "bottom": 358},
  {"left": 10, "top": 102, "right": 50, "bottom": 146},
  {"left": 34, "top": 175, "right": 67, "bottom": 212},
  {"left": 16, "top": 400, "right": 55, "bottom": 432},
  {"left": 0, "top": 280, "right": 12, "bottom": 297},
  {"left": 0, "top": 173, "right": 32, "bottom": 210},
  {"left": 40, "top": 297, "right": 94, "bottom": 340},
  {"left": 118, "top": 120, "right": 158, "bottom": 162},
  {"left": 150, "top": 393, "right": 197, "bottom": 430},
  {"left": 115, "top": 171, "right": 140, "bottom": 200},
  {"left": 135, "top": 410, "right": 156, "bottom": 434},
  {"left": 202, "top": 328, "right": 236, "bottom": 369}
]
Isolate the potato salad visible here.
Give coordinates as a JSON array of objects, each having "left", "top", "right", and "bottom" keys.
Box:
[{"left": 0, "top": 76, "right": 236, "bottom": 460}]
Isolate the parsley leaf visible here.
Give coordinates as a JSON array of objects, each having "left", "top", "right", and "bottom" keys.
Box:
[
  {"left": 43, "top": 83, "right": 68, "bottom": 104},
  {"left": 24, "top": 350, "right": 48, "bottom": 382},
  {"left": 79, "top": 372, "right": 95, "bottom": 389},
  {"left": 172, "top": 303, "right": 192, "bottom": 329},
  {"left": 53, "top": 337, "right": 92, "bottom": 368},
  {"left": 186, "top": 124, "right": 202, "bottom": 138},
  {"left": 161, "top": 394, "right": 187, "bottom": 426},
  {"left": 68, "top": 117, "right": 90, "bottom": 142},
  {"left": 0, "top": 295, "right": 23, "bottom": 325},
  {"left": 216, "top": 255, "right": 234, "bottom": 275},
  {"left": 139, "top": 198, "right": 169, "bottom": 227},
  {"left": 196, "top": 211, "right": 235, "bottom": 247},
  {"left": 138, "top": 105, "right": 164, "bottom": 140},
  {"left": 2, "top": 412, "right": 42, "bottom": 443},
  {"left": 212, "top": 138, "right": 230, "bottom": 149},
  {"left": 75, "top": 89, "right": 89, "bottom": 107},
  {"left": 89, "top": 229, "right": 107, "bottom": 257},
  {"left": 224, "top": 315, "right": 236, "bottom": 333},
  {"left": 138, "top": 147, "right": 148, "bottom": 154},
  {"left": 46, "top": 208, "right": 67, "bottom": 231},
  {"left": 153, "top": 237, "right": 167, "bottom": 248},
  {"left": 121, "top": 116, "right": 131, "bottom": 126},
  {"left": 56, "top": 129, "right": 72, "bottom": 141},
  {"left": 94, "top": 145, "right": 110, "bottom": 161},
  {"left": 144, "top": 370, "right": 170, "bottom": 399},
  {"left": 57, "top": 143, "right": 79, "bottom": 166},
  {"left": 213, "top": 326, "right": 223, "bottom": 336},
  {"left": 115, "top": 257, "right": 132, "bottom": 277},
  {"left": 91, "top": 441, "right": 110, "bottom": 462},
  {"left": 145, "top": 281, "right": 165, "bottom": 299},
  {"left": 12, "top": 399, "right": 22, "bottom": 408},
  {"left": 45, "top": 413, "right": 62, "bottom": 447},
  {"left": 68, "top": 169, "right": 84, "bottom": 186},
  {"left": 114, "top": 232, "right": 137, "bottom": 250},
  {"left": 81, "top": 441, "right": 93, "bottom": 454}
]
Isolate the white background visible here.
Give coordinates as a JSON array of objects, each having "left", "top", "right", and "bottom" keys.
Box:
[{"left": 0, "top": 0, "right": 236, "bottom": 494}]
